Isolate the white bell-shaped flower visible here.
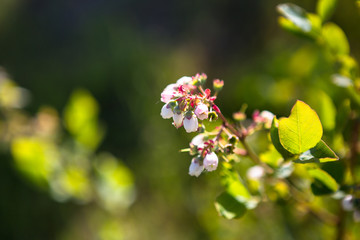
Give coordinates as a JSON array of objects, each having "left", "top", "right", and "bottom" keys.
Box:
[
  {"left": 173, "top": 112, "right": 184, "bottom": 128},
  {"left": 189, "top": 158, "right": 204, "bottom": 177},
  {"left": 176, "top": 76, "right": 192, "bottom": 85},
  {"left": 160, "top": 103, "right": 173, "bottom": 119},
  {"left": 342, "top": 195, "right": 354, "bottom": 211},
  {"left": 260, "top": 110, "right": 275, "bottom": 122},
  {"left": 203, "top": 152, "right": 218, "bottom": 171},
  {"left": 246, "top": 166, "right": 265, "bottom": 180},
  {"left": 194, "top": 103, "right": 209, "bottom": 120},
  {"left": 183, "top": 113, "right": 198, "bottom": 133}
]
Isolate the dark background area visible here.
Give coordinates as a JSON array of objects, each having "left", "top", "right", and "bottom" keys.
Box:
[{"left": 0, "top": 0, "right": 359, "bottom": 239}]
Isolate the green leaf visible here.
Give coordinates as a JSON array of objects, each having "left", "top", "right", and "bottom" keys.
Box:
[
  {"left": 278, "top": 100, "right": 323, "bottom": 154},
  {"left": 214, "top": 191, "right": 247, "bottom": 219},
  {"left": 308, "top": 168, "right": 338, "bottom": 195},
  {"left": 259, "top": 145, "right": 284, "bottom": 168},
  {"left": 270, "top": 117, "right": 294, "bottom": 159},
  {"left": 216, "top": 164, "right": 255, "bottom": 219},
  {"left": 295, "top": 140, "right": 339, "bottom": 163},
  {"left": 317, "top": 0, "right": 337, "bottom": 22},
  {"left": 322, "top": 22, "right": 350, "bottom": 55},
  {"left": 221, "top": 165, "right": 251, "bottom": 201}
]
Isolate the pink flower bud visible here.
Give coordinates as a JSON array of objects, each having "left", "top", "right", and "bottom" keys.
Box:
[
  {"left": 213, "top": 79, "right": 224, "bottom": 91},
  {"left": 189, "top": 158, "right": 204, "bottom": 177},
  {"left": 183, "top": 113, "right": 199, "bottom": 133},
  {"left": 203, "top": 152, "right": 218, "bottom": 171},
  {"left": 194, "top": 103, "right": 209, "bottom": 120},
  {"left": 173, "top": 112, "right": 184, "bottom": 128},
  {"left": 160, "top": 103, "right": 173, "bottom": 119}
]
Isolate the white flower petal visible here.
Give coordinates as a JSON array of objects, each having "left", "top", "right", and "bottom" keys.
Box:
[
  {"left": 189, "top": 158, "right": 204, "bottom": 177},
  {"left": 246, "top": 166, "right": 265, "bottom": 180},
  {"left": 260, "top": 110, "right": 274, "bottom": 122},
  {"left": 173, "top": 112, "right": 184, "bottom": 128},
  {"left": 176, "top": 76, "right": 192, "bottom": 86},
  {"left": 203, "top": 152, "right": 218, "bottom": 172},
  {"left": 160, "top": 104, "right": 173, "bottom": 119},
  {"left": 195, "top": 104, "right": 209, "bottom": 120},
  {"left": 183, "top": 114, "right": 198, "bottom": 133},
  {"left": 342, "top": 195, "right": 354, "bottom": 211}
]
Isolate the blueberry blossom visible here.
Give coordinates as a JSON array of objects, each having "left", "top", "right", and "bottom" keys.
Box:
[
  {"left": 203, "top": 152, "right": 218, "bottom": 171},
  {"left": 160, "top": 103, "right": 173, "bottom": 119},
  {"left": 246, "top": 166, "right": 265, "bottom": 180},
  {"left": 260, "top": 110, "right": 275, "bottom": 123},
  {"left": 183, "top": 112, "right": 199, "bottom": 133},
  {"left": 342, "top": 195, "right": 354, "bottom": 211},
  {"left": 190, "top": 134, "right": 207, "bottom": 149},
  {"left": 161, "top": 84, "right": 178, "bottom": 103},
  {"left": 194, "top": 103, "right": 209, "bottom": 120},
  {"left": 176, "top": 76, "right": 193, "bottom": 85},
  {"left": 173, "top": 112, "right": 184, "bottom": 128},
  {"left": 189, "top": 157, "right": 204, "bottom": 177}
]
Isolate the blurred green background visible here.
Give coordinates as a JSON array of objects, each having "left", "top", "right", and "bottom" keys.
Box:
[{"left": 0, "top": 0, "right": 359, "bottom": 239}]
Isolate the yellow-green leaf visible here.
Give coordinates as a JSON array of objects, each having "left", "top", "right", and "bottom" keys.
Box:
[
  {"left": 317, "top": 0, "right": 337, "bottom": 22},
  {"left": 279, "top": 100, "right": 323, "bottom": 154},
  {"left": 270, "top": 117, "right": 294, "bottom": 159},
  {"left": 308, "top": 168, "right": 338, "bottom": 194},
  {"left": 296, "top": 140, "right": 339, "bottom": 163},
  {"left": 322, "top": 22, "right": 350, "bottom": 56},
  {"left": 214, "top": 191, "right": 247, "bottom": 219}
]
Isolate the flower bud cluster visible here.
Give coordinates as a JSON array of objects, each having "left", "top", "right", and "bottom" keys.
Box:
[
  {"left": 252, "top": 110, "right": 275, "bottom": 129},
  {"left": 160, "top": 74, "right": 218, "bottom": 133},
  {"left": 188, "top": 134, "right": 219, "bottom": 177},
  {"left": 341, "top": 195, "right": 360, "bottom": 222}
]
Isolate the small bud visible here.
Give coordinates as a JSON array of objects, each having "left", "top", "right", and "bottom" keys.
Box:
[
  {"left": 203, "top": 152, "right": 219, "bottom": 172},
  {"left": 224, "top": 144, "right": 234, "bottom": 154},
  {"left": 189, "top": 157, "right": 204, "bottom": 177},
  {"left": 233, "top": 111, "right": 246, "bottom": 121},
  {"left": 194, "top": 103, "right": 209, "bottom": 120},
  {"left": 342, "top": 195, "right": 354, "bottom": 211},
  {"left": 213, "top": 79, "right": 224, "bottom": 92},
  {"left": 212, "top": 104, "right": 221, "bottom": 113},
  {"left": 197, "top": 124, "right": 205, "bottom": 133},
  {"left": 228, "top": 135, "right": 238, "bottom": 145},
  {"left": 160, "top": 103, "right": 174, "bottom": 119},
  {"left": 208, "top": 111, "right": 218, "bottom": 121},
  {"left": 183, "top": 112, "right": 199, "bottom": 133}
]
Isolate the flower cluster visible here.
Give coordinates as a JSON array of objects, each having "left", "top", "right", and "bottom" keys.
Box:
[
  {"left": 188, "top": 134, "right": 219, "bottom": 177},
  {"left": 160, "top": 74, "right": 216, "bottom": 133},
  {"left": 160, "top": 74, "right": 222, "bottom": 177},
  {"left": 342, "top": 195, "right": 360, "bottom": 222}
]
